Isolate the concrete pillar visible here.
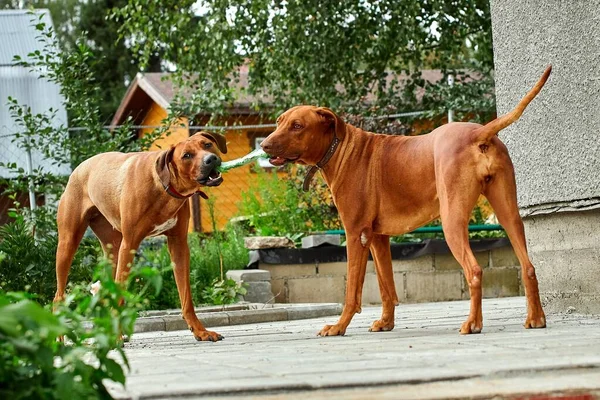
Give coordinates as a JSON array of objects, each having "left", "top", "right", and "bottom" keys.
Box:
[
  {"left": 226, "top": 269, "right": 275, "bottom": 304},
  {"left": 489, "top": 1, "right": 600, "bottom": 313}
]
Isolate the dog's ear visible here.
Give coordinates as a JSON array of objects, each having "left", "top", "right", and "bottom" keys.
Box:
[
  {"left": 155, "top": 146, "right": 176, "bottom": 188},
  {"left": 316, "top": 107, "right": 346, "bottom": 139},
  {"left": 199, "top": 131, "right": 228, "bottom": 154}
]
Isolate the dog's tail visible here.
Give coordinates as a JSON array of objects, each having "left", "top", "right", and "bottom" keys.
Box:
[{"left": 474, "top": 65, "right": 552, "bottom": 142}]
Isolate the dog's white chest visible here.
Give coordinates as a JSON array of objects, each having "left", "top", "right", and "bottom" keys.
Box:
[{"left": 149, "top": 217, "right": 178, "bottom": 236}]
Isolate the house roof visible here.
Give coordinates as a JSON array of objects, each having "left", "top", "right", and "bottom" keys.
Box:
[{"left": 111, "top": 66, "right": 452, "bottom": 127}]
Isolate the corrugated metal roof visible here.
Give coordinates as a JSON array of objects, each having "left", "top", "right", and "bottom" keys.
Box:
[
  {"left": 0, "top": 9, "right": 70, "bottom": 178},
  {"left": 0, "top": 9, "right": 50, "bottom": 66}
]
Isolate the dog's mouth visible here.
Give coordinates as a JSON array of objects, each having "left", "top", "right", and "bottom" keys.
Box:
[
  {"left": 198, "top": 169, "right": 223, "bottom": 187},
  {"left": 268, "top": 155, "right": 300, "bottom": 166}
]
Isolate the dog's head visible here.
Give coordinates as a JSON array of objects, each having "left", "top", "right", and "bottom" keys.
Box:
[
  {"left": 261, "top": 106, "right": 345, "bottom": 166},
  {"left": 156, "top": 131, "right": 227, "bottom": 192}
]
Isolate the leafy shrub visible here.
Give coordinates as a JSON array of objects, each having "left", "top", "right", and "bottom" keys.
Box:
[
  {"left": 201, "top": 278, "right": 247, "bottom": 306},
  {"left": 238, "top": 165, "right": 342, "bottom": 240},
  {"left": 131, "top": 223, "right": 250, "bottom": 310},
  {"left": 0, "top": 210, "right": 99, "bottom": 305},
  {"left": 0, "top": 260, "right": 162, "bottom": 399}
]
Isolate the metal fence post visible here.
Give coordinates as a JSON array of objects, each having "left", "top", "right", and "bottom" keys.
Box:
[
  {"left": 447, "top": 74, "right": 454, "bottom": 123},
  {"left": 26, "top": 147, "right": 36, "bottom": 212}
]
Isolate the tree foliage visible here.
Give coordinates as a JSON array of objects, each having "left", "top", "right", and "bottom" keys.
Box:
[{"left": 116, "top": 0, "right": 495, "bottom": 126}]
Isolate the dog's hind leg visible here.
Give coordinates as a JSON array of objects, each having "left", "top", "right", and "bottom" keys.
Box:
[
  {"left": 483, "top": 163, "right": 546, "bottom": 329},
  {"left": 54, "top": 193, "right": 91, "bottom": 306},
  {"left": 437, "top": 166, "right": 483, "bottom": 334},
  {"left": 369, "top": 234, "right": 398, "bottom": 332}
]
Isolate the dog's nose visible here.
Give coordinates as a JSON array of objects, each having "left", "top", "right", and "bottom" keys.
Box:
[
  {"left": 261, "top": 139, "right": 272, "bottom": 153},
  {"left": 203, "top": 154, "right": 220, "bottom": 167}
]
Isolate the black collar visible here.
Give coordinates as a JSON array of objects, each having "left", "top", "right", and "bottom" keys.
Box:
[{"left": 302, "top": 136, "right": 341, "bottom": 191}]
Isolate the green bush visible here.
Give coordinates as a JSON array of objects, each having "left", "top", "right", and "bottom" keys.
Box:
[
  {"left": 201, "top": 278, "right": 247, "bottom": 306},
  {"left": 238, "top": 165, "right": 342, "bottom": 241},
  {"left": 0, "top": 260, "right": 162, "bottom": 399},
  {"left": 0, "top": 211, "right": 99, "bottom": 305},
  {"left": 136, "top": 224, "right": 250, "bottom": 310}
]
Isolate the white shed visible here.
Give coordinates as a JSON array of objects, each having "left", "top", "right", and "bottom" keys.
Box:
[{"left": 0, "top": 9, "right": 70, "bottom": 179}]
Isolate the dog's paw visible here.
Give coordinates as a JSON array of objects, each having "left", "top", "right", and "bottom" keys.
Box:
[
  {"left": 194, "top": 330, "right": 224, "bottom": 342},
  {"left": 369, "top": 319, "right": 394, "bottom": 332},
  {"left": 459, "top": 319, "right": 483, "bottom": 335},
  {"left": 318, "top": 324, "right": 346, "bottom": 337},
  {"left": 524, "top": 314, "right": 546, "bottom": 329}
]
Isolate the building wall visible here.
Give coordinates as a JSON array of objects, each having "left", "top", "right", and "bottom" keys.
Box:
[
  {"left": 489, "top": 0, "right": 600, "bottom": 217},
  {"left": 490, "top": 0, "right": 600, "bottom": 314}
]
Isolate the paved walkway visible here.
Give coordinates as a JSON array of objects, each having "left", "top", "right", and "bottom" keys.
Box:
[{"left": 109, "top": 297, "right": 600, "bottom": 399}]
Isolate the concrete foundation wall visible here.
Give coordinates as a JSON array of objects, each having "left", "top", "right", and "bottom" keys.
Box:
[
  {"left": 263, "top": 246, "right": 522, "bottom": 305},
  {"left": 525, "top": 209, "right": 600, "bottom": 314}
]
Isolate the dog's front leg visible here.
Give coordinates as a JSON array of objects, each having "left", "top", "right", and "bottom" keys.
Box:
[
  {"left": 318, "top": 230, "right": 371, "bottom": 336},
  {"left": 167, "top": 234, "right": 223, "bottom": 342}
]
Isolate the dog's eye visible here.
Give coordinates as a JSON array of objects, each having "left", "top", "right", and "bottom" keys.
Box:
[
  {"left": 292, "top": 123, "right": 302, "bottom": 130},
  {"left": 204, "top": 142, "right": 213, "bottom": 149},
  {"left": 182, "top": 153, "right": 193, "bottom": 159}
]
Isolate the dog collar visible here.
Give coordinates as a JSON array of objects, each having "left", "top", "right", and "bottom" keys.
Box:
[
  {"left": 163, "top": 183, "right": 208, "bottom": 200},
  {"left": 302, "top": 136, "right": 341, "bottom": 192}
]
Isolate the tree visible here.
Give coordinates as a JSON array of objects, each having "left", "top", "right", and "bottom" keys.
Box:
[{"left": 116, "top": 0, "right": 495, "bottom": 128}]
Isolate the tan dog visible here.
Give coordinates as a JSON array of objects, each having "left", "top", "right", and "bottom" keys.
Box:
[
  {"left": 54, "top": 132, "right": 227, "bottom": 341},
  {"left": 261, "top": 67, "right": 552, "bottom": 336}
]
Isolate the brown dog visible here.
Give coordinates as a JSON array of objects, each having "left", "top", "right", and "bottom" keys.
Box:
[
  {"left": 54, "top": 132, "right": 227, "bottom": 341},
  {"left": 261, "top": 67, "right": 552, "bottom": 336}
]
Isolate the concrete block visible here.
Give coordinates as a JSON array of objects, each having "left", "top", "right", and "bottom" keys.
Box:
[
  {"left": 490, "top": 246, "right": 519, "bottom": 268},
  {"left": 301, "top": 234, "right": 341, "bottom": 248},
  {"left": 533, "top": 247, "right": 600, "bottom": 313},
  {"left": 434, "top": 251, "right": 489, "bottom": 271},
  {"left": 392, "top": 255, "right": 434, "bottom": 272},
  {"left": 196, "top": 312, "right": 230, "bottom": 328},
  {"left": 262, "top": 264, "right": 316, "bottom": 279},
  {"left": 227, "top": 308, "right": 288, "bottom": 325},
  {"left": 243, "top": 281, "right": 275, "bottom": 304},
  {"left": 163, "top": 315, "right": 188, "bottom": 332},
  {"left": 287, "top": 276, "right": 346, "bottom": 304},
  {"left": 362, "top": 272, "right": 406, "bottom": 305},
  {"left": 366, "top": 260, "right": 376, "bottom": 273},
  {"left": 269, "top": 278, "right": 288, "bottom": 303},
  {"left": 226, "top": 269, "right": 271, "bottom": 282},
  {"left": 318, "top": 262, "right": 347, "bottom": 276},
  {"left": 525, "top": 211, "right": 600, "bottom": 253},
  {"left": 393, "top": 271, "right": 407, "bottom": 302},
  {"left": 286, "top": 304, "right": 343, "bottom": 320},
  {"left": 481, "top": 267, "right": 520, "bottom": 298},
  {"left": 362, "top": 272, "right": 381, "bottom": 305},
  {"left": 405, "top": 271, "right": 463, "bottom": 303},
  {"left": 244, "top": 236, "right": 294, "bottom": 250},
  {"left": 134, "top": 317, "right": 165, "bottom": 333}
]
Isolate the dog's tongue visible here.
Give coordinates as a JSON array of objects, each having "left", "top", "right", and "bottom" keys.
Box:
[{"left": 269, "top": 157, "right": 286, "bottom": 166}]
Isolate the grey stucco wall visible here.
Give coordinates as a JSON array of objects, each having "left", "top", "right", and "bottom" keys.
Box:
[{"left": 489, "top": 0, "right": 600, "bottom": 216}]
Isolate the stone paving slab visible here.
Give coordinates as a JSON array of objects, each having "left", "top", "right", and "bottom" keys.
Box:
[{"left": 109, "top": 297, "right": 600, "bottom": 399}]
